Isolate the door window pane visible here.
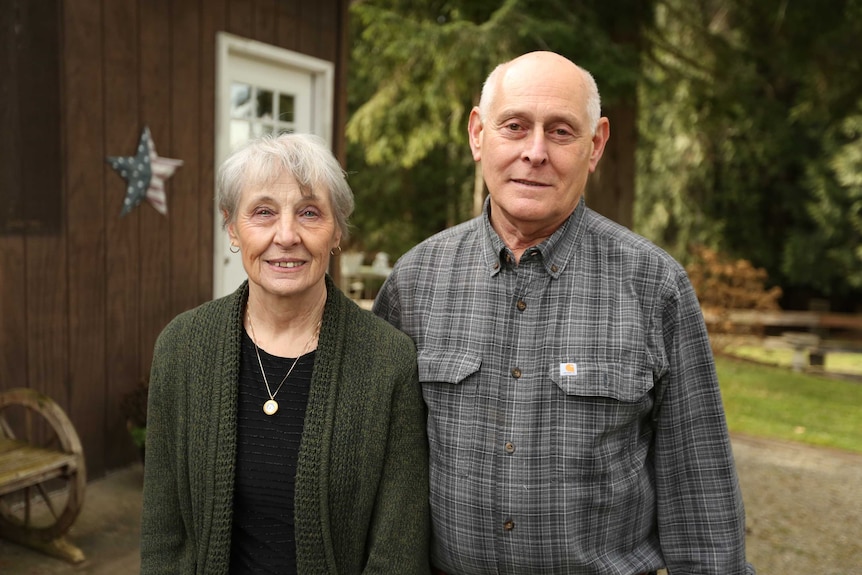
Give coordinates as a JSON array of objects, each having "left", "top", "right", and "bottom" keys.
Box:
[
  {"left": 279, "top": 94, "right": 295, "bottom": 123},
  {"left": 231, "top": 83, "right": 253, "bottom": 118},
  {"left": 251, "top": 123, "right": 272, "bottom": 138},
  {"left": 230, "top": 119, "right": 251, "bottom": 150},
  {"left": 229, "top": 82, "right": 297, "bottom": 151},
  {"left": 256, "top": 89, "right": 273, "bottom": 120}
]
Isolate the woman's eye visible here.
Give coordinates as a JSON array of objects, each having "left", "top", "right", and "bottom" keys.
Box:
[{"left": 300, "top": 209, "right": 319, "bottom": 218}]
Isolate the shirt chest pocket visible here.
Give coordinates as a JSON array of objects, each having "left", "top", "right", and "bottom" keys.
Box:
[
  {"left": 549, "top": 361, "right": 654, "bottom": 480},
  {"left": 418, "top": 350, "right": 482, "bottom": 475}
]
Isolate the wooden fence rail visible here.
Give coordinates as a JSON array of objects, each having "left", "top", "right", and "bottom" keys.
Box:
[{"left": 702, "top": 309, "right": 862, "bottom": 333}]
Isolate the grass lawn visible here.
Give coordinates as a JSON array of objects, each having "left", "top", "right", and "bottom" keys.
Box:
[{"left": 715, "top": 355, "right": 862, "bottom": 454}]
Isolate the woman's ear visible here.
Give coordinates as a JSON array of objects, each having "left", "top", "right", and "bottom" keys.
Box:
[
  {"left": 224, "top": 212, "right": 239, "bottom": 246},
  {"left": 334, "top": 228, "right": 343, "bottom": 249}
]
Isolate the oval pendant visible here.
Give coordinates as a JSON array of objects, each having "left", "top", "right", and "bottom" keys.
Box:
[{"left": 263, "top": 399, "right": 279, "bottom": 416}]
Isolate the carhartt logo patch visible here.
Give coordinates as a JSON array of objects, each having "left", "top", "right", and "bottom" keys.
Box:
[{"left": 559, "top": 362, "right": 578, "bottom": 376}]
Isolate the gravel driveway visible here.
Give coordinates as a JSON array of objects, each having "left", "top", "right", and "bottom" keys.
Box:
[
  {"left": 733, "top": 434, "right": 862, "bottom": 574},
  {"left": 1, "top": 436, "right": 859, "bottom": 574}
]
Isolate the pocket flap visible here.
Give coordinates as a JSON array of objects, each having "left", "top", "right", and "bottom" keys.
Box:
[
  {"left": 549, "top": 361, "right": 652, "bottom": 402},
  {"left": 418, "top": 350, "right": 481, "bottom": 384}
]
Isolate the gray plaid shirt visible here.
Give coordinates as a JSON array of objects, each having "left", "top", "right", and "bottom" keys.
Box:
[{"left": 373, "top": 199, "right": 754, "bottom": 575}]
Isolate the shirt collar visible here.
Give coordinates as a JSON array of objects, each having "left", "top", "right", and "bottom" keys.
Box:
[{"left": 480, "top": 197, "right": 588, "bottom": 279}]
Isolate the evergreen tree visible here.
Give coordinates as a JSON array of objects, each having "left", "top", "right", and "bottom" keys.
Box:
[
  {"left": 346, "top": 0, "right": 652, "bottom": 258},
  {"left": 638, "top": 0, "right": 862, "bottom": 306}
]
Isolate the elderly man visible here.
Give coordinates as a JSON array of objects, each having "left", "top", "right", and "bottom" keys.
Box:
[{"left": 374, "top": 51, "right": 754, "bottom": 575}]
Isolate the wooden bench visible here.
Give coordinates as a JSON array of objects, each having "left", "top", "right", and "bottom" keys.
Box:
[
  {"left": 0, "top": 388, "right": 86, "bottom": 563},
  {"left": 762, "top": 331, "right": 862, "bottom": 370},
  {"left": 705, "top": 309, "right": 862, "bottom": 371},
  {"left": 768, "top": 332, "right": 822, "bottom": 372}
]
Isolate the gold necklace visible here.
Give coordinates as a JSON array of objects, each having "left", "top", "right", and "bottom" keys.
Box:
[{"left": 247, "top": 309, "right": 321, "bottom": 416}]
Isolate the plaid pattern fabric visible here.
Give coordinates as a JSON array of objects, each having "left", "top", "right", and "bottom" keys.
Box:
[{"left": 374, "top": 199, "right": 754, "bottom": 575}]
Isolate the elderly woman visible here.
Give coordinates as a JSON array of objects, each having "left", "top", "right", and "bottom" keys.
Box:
[{"left": 140, "top": 133, "right": 430, "bottom": 574}]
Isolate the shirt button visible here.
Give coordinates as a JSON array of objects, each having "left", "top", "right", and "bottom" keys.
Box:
[
  {"left": 511, "top": 367, "right": 522, "bottom": 379},
  {"left": 516, "top": 300, "right": 526, "bottom": 311},
  {"left": 504, "top": 442, "right": 515, "bottom": 453},
  {"left": 503, "top": 519, "right": 515, "bottom": 531},
  {"left": 551, "top": 264, "right": 559, "bottom": 273}
]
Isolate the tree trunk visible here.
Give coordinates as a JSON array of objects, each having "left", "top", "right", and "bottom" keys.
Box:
[
  {"left": 583, "top": 0, "right": 649, "bottom": 230},
  {"left": 473, "top": 161, "right": 485, "bottom": 217},
  {"left": 585, "top": 100, "right": 636, "bottom": 229}
]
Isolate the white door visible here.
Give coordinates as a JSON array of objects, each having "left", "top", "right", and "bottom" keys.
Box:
[{"left": 213, "top": 33, "right": 334, "bottom": 299}]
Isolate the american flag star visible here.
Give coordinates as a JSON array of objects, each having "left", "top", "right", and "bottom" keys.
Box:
[{"left": 106, "top": 126, "right": 183, "bottom": 216}]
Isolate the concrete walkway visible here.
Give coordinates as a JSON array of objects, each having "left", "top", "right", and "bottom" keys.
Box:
[{"left": 0, "top": 463, "right": 142, "bottom": 575}]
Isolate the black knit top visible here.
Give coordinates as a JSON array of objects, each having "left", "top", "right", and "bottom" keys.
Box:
[{"left": 229, "top": 329, "right": 316, "bottom": 574}]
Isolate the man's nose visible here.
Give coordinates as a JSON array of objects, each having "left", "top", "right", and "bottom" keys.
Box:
[{"left": 521, "top": 130, "right": 548, "bottom": 165}]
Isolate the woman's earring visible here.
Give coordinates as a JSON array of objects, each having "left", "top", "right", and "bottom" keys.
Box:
[
  {"left": 330, "top": 245, "right": 342, "bottom": 256},
  {"left": 230, "top": 244, "right": 240, "bottom": 254}
]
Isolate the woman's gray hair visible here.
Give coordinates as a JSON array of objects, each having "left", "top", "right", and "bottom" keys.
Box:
[
  {"left": 216, "top": 132, "right": 354, "bottom": 241},
  {"left": 478, "top": 56, "right": 602, "bottom": 135}
]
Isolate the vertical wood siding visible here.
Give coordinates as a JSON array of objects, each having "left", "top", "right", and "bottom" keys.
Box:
[
  {"left": 0, "top": 0, "right": 348, "bottom": 479},
  {"left": 103, "top": 0, "right": 142, "bottom": 469},
  {"left": 0, "top": 0, "right": 62, "bottom": 234}
]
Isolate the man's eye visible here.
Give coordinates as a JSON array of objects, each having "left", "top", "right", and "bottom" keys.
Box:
[{"left": 506, "top": 123, "right": 523, "bottom": 131}]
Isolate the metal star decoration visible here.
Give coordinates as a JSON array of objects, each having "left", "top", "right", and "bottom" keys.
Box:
[{"left": 106, "top": 126, "right": 183, "bottom": 216}]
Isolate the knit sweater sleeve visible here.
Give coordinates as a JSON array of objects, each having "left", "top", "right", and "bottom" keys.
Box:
[
  {"left": 140, "top": 287, "right": 243, "bottom": 575},
  {"left": 140, "top": 314, "right": 196, "bottom": 574}
]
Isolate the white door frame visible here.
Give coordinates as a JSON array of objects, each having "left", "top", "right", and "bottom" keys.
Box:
[{"left": 213, "top": 32, "right": 335, "bottom": 298}]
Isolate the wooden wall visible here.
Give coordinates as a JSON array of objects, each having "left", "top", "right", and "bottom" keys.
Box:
[{"left": 0, "top": 0, "right": 349, "bottom": 479}]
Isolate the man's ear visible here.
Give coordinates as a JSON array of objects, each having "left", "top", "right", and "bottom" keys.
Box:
[
  {"left": 589, "top": 117, "right": 610, "bottom": 173},
  {"left": 468, "top": 107, "right": 484, "bottom": 162}
]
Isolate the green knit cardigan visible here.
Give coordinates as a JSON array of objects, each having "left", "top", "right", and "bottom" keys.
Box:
[{"left": 140, "top": 278, "right": 430, "bottom": 574}]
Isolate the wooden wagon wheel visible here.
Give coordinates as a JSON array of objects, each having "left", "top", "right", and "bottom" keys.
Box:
[{"left": 0, "top": 388, "right": 86, "bottom": 548}]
